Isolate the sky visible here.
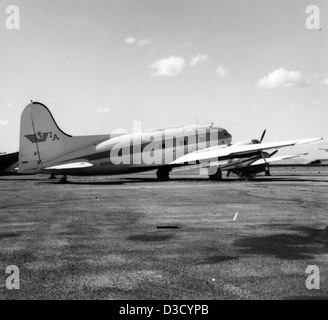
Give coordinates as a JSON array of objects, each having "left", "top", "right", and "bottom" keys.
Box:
[{"left": 0, "top": 0, "right": 327, "bottom": 160}]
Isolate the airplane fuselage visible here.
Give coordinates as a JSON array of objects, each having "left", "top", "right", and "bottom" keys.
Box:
[{"left": 42, "top": 125, "right": 232, "bottom": 176}]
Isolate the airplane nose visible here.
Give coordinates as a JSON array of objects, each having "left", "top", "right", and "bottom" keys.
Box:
[
  {"left": 224, "top": 130, "right": 231, "bottom": 138},
  {"left": 224, "top": 131, "right": 232, "bottom": 143}
]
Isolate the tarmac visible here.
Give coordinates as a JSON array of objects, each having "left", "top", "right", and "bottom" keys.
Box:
[{"left": 0, "top": 167, "right": 328, "bottom": 300}]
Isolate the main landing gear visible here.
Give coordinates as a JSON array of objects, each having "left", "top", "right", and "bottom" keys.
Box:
[
  {"left": 156, "top": 167, "right": 171, "bottom": 181},
  {"left": 209, "top": 168, "right": 222, "bottom": 181},
  {"left": 59, "top": 175, "right": 68, "bottom": 183}
]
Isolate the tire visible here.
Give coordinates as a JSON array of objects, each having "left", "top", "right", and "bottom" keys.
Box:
[
  {"left": 209, "top": 168, "right": 222, "bottom": 181},
  {"left": 156, "top": 168, "right": 170, "bottom": 181},
  {"left": 60, "top": 176, "right": 67, "bottom": 183}
]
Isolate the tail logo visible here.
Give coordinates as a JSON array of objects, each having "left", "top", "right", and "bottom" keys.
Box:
[{"left": 25, "top": 132, "right": 60, "bottom": 143}]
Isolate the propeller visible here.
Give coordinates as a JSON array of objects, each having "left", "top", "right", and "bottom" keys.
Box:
[
  {"left": 261, "top": 150, "right": 278, "bottom": 161},
  {"left": 270, "top": 150, "right": 278, "bottom": 157},
  {"left": 261, "top": 146, "right": 279, "bottom": 176},
  {"left": 252, "top": 129, "right": 266, "bottom": 144},
  {"left": 260, "top": 129, "right": 266, "bottom": 143},
  {"left": 260, "top": 148, "right": 277, "bottom": 177}
]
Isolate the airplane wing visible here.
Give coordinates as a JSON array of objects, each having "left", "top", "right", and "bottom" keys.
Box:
[
  {"left": 44, "top": 162, "right": 94, "bottom": 170},
  {"left": 172, "top": 153, "right": 308, "bottom": 173},
  {"left": 249, "top": 154, "right": 307, "bottom": 166},
  {"left": 170, "top": 137, "right": 322, "bottom": 165}
]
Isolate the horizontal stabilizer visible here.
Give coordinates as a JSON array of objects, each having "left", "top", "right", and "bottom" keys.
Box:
[{"left": 44, "top": 162, "right": 94, "bottom": 170}]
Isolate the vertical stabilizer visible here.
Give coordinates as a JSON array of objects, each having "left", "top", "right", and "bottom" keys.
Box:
[{"left": 19, "top": 102, "right": 72, "bottom": 173}]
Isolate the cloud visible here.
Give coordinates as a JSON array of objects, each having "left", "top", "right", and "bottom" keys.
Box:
[
  {"left": 125, "top": 37, "right": 151, "bottom": 46},
  {"left": 137, "top": 39, "right": 151, "bottom": 47},
  {"left": 216, "top": 66, "right": 229, "bottom": 78},
  {"left": 125, "top": 37, "right": 136, "bottom": 44},
  {"left": 96, "top": 107, "right": 110, "bottom": 114},
  {"left": 0, "top": 120, "right": 9, "bottom": 126},
  {"left": 258, "top": 68, "right": 310, "bottom": 89},
  {"left": 189, "top": 54, "right": 208, "bottom": 66},
  {"left": 151, "top": 56, "right": 185, "bottom": 77},
  {"left": 320, "top": 78, "right": 328, "bottom": 85}
]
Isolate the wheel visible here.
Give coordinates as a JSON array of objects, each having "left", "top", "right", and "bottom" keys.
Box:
[
  {"left": 60, "top": 176, "right": 67, "bottom": 183},
  {"left": 209, "top": 168, "right": 222, "bottom": 181},
  {"left": 156, "top": 168, "right": 171, "bottom": 181}
]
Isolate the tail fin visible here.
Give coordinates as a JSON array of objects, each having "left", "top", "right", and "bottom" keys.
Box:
[{"left": 19, "top": 102, "right": 72, "bottom": 173}]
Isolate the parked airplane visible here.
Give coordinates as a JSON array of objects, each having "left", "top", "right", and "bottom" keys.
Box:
[
  {"left": 2, "top": 101, "right": 322, "bottom": 181},
  {"left": 0, "top": 151, "right": 19, "bottom": 175},
  {"left": 319, "top": 148, "right": 328, "bottom": 152}
]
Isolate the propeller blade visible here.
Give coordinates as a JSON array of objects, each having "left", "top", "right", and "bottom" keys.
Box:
[
  {"left": 270, "top": 150, "right": 278, "bottom": 157},
  {"left": 260, "top": 129, "right": 266, "bottom": 143}
]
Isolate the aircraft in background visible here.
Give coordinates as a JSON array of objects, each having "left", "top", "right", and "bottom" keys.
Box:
[
  {"left": 0, "top": 152, "right": 19, "bottom": 175},
  {"left": 319, "top": 148, "right": 328, "bottom": 152},
  {"left": 1, "top": 102, "right": 322, "bottom": 182}
]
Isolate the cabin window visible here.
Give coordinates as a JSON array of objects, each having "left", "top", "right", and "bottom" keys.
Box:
[{"left": 222, "top": 130, "right": 230, "bottom": 137}]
